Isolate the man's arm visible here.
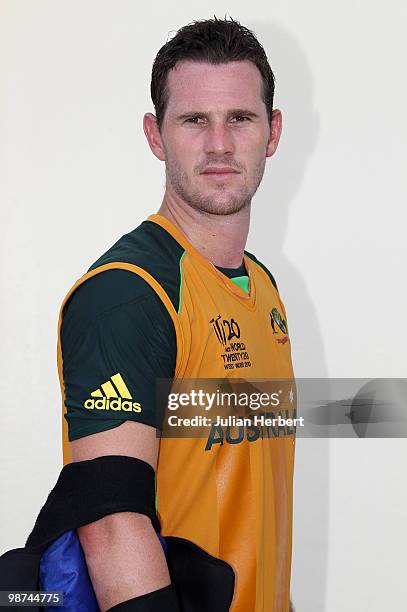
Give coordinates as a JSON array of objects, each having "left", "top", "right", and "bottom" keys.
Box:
[
  {"left": 60, "top": 269, "right": 178, "bottom": 610},
  {"left": 72, "top": 421, "right": 169, "bottom": 612}
]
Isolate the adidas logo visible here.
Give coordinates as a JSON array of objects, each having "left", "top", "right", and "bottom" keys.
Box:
[{"left": 84, "top": 373, "right": 142, "bottom": 413}]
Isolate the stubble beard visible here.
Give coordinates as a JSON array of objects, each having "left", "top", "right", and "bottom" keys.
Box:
[{"left": 165, "top": 156, "right": 267, "bottom": 216}]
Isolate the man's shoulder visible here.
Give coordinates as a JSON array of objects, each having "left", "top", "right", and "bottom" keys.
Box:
[
  {"left": 87, "top": 218, "right": 185, "bottom": 313},
  {"left": 63, "top": 218, "right": 185, "bottom": 325},
  {"left": 62, "top": 268, "right": 160, "bottom": 325},
  {"left": 244, "top": 249, "right": 278, "bottom": 292}
]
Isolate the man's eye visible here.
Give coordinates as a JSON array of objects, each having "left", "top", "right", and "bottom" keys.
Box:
[
  {"left": 185, "top": 117, "right": 205, "bottom": 124},
  {"left": 231, "top": 115, "right": 250, "bottom": 122}
]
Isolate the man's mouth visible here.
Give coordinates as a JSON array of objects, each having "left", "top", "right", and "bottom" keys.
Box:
[{"left": 201, "top": 167, "right": 240, "bottom": 177}]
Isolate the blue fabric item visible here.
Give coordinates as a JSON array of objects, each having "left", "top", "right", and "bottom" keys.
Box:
[
  {"left": 39, "top": 530, "right": 99, "bottom": 611},
  {"left": 158, "top": 533, "right": 168, "bottom": 556}
]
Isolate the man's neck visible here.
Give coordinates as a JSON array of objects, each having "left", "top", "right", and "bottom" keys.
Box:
[{"left": 156, "top": 190, "right": 251, "bottom": 269}]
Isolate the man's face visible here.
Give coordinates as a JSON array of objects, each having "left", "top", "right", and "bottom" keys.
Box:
[{"left": 147, "top": 60, "right": 280, "bottom": 216}]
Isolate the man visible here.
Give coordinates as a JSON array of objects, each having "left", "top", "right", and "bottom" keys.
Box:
[{"left": 58, "top": 16, "right": 295, "bottom": 612}]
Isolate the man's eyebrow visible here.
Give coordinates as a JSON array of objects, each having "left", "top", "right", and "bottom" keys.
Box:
[
  {"left": 228, "top": 109, "right": 259, "bottom": 118},
  {"left": 175, "top": 109, "right": 260, "bottom": 121}
]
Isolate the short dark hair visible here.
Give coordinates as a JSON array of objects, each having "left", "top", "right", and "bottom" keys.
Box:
[{"left": 151, "top": 16, "right": 275, "bottom": 129}]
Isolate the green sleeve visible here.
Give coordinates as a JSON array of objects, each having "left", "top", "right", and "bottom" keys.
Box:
[{"left": 60, "top": 269, "right": 176, "bottom": 441}]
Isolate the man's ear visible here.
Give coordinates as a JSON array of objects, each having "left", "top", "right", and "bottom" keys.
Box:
[
  {"left": 143, "top": 113, "right": 166, "bottom": 161},
  {"left": 266, "top": 109, "right": 283, "bottom": 158}
]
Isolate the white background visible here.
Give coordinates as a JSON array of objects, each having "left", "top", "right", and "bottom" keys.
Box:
[{"left": 1, "top": 2, "right": 407, "bottom": 611}]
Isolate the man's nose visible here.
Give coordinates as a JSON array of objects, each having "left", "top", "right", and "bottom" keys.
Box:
[{"left": 203, "top": 122, "right": 235, "bottom": 156}]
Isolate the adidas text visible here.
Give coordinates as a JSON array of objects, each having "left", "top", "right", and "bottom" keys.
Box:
[{"left": 84, "top": 397, "right": 142, "bottom": 412}]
